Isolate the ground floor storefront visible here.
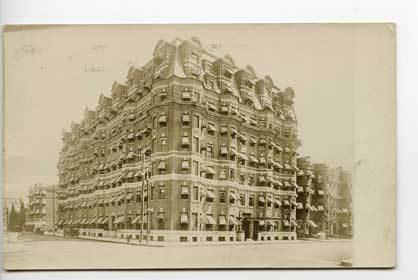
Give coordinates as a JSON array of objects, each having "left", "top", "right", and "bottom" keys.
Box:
[{"left": 71, "top": 228, "right": 297, "bottom": 243}]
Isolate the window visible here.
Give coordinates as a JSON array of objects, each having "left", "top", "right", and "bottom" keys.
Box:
[
  {"left": 160, "top": 137, "right": 167, "bottom": 152},
  {"left": 152, "top": 116, "right": 157, "bottom": 129},
  {"left": 267, "top": 197, "right": 272, "bottom": 208},
  {"left": 230, "top": 169, "right": 235, "bottom": 181},
  {"left": 136, "top": 193, "right": 141, "bottom": 204},
  {"left": 249, "top": 195, "right": 254, "bottom": 207},
  {"left": 182, "top": 135, "right": 190, "bottom": 148},
  {"left": 229, "top": 192, "right": 236, "bottom": 204},
  {"left": 239, "top": 174, "right": 246, "bottom": 184},
  {"left": 219, "top": 191, "right": 226, "bottom": 203},
  {"left": 193, "top": 161, "right": 199, "bottom": 176},
  {"left": 220, "top": 146, "right": 228, "bottom": 157},
  {"left": 181, "top": 112, "right": 190, "bottom": 127},
  {"left": 258, "top": 196, "right": 265, "bottom": 207},
  {"left": 248, "top": 175, "right": 255, "bottom": 185},
  {"left": 182, "top": 91, "right": 191, "bottom": 101},
  {"left": 180, "top": 185, "right": 189, "bottom": 199},
  {"left": 150, "top": 186, "right": 155, "bottom": 200},
  {"left": 160, "top": 94, "right": 167, "bottom": 103},
  {"left": 158, "top": 114, "right": 167, "bottom": 127},
  {"left": 240, "top": 194, "right": 246, "bottom": 206},
  {"left": 207, "top": 145, "right": 213, "bottom": 158},
  {"left": 192, "top": 137, "right": 199, "bottom": 153},
  {"left": 207, "top": 123, "right": 216, "bottom": 136},
  {"left": 192, "top": 213, "right": 198, "bottom": 230},
  {"left": 159, "top": 187, "right": 165, "bottom": 199},
  {"left": 193, "top": 186, "right": 199, "bottom": 201},
  {"left": 152, "top": 138, "right": 158, "bottom": 153},
  {"left": 193, "top": 115, "right": 200, "bottom": 129},
  {"left": 206, "top": 189, "right": 214, "bottom": 203},
  {"left": 219, "top": 169, "right": 227, "bottom": 180},
  {"left": 181, "top": 160, "right": 190, "bottom": 170}
]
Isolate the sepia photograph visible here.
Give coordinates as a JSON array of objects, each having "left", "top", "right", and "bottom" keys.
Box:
[{"left": 2, "top": 24, "right": 396, "bottom": 270}]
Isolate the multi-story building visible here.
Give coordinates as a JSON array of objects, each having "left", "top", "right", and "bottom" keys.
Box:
[
  {"left": 56, "top": 37, "right": 302, "bottom": 243},
  {"left": 308, "top": 164, "right": 352, "bottom": 238},
  {"left": 295, "top": 156, "right": 317, "bottom": 237},
  {"left": 26, "top": 184, "right": 57, "bottom": 233}
]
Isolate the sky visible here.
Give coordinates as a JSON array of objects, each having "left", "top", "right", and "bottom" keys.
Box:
[{"left": 3, "top": 24, "right": 357, "bottom": 200}]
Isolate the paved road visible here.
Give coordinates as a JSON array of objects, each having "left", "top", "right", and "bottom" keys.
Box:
[{"left": 3, "top": 233, "right": 352, "bottom": 270}]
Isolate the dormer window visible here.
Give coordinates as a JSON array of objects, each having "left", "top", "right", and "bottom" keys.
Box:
[{"left": 223, "top": 68, "right": 233, "bottom": 79}]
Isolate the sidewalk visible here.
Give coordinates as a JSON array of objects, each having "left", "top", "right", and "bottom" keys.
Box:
[{"left": 77, "top": 235, "right": 352, "bottom": 247}]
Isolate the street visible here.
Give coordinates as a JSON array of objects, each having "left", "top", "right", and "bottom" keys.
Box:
[{"left": 3, "top": 232, "right": 352, "bottom": 270}]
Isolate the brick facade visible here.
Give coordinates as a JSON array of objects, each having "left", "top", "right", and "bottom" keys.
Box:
[{"left": 56, "top": 37, "right": 306, "bottom": 242}]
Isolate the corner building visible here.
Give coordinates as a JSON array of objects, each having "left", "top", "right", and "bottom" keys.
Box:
[{"left": 56, "top": 37, "right": 301, "bottom": 242}]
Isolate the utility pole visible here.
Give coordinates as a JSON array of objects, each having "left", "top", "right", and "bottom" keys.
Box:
[{"left": 146, "top": 208, "right": 152, "bottom": 245}]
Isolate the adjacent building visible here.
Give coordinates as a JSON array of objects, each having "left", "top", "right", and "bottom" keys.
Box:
[
  {"left": 295, "top": 156, "right": 315, "bottom": 237},
  {"left": 56, "top": 37, "right": 302, "bottom": 242},
  {"left": 26, "top": 184, "right": 57, "bottom": 233},
  {"left": 296, "top": 161, "right": 352, "bottom": 238}
]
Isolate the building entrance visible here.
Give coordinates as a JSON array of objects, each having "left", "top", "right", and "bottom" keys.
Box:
[{"left": 242, "top": 219, "right": 260, "bottom": 241}]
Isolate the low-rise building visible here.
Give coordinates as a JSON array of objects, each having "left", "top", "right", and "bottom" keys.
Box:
[{"left": 26, "top": 184, "right": 57, "bottom": 233}]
